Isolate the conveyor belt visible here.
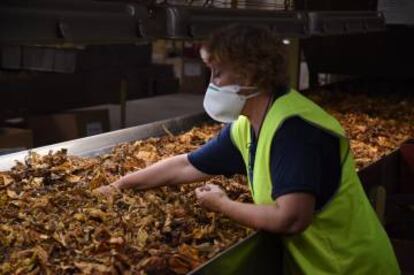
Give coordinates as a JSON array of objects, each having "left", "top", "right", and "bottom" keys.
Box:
[{"left": 0, "top": 113, "right": 208, "bottom": 171}]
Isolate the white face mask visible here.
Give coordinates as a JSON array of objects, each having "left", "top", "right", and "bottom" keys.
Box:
[{"left": 203, "top": 83, "right": 260, "bottom": 123}]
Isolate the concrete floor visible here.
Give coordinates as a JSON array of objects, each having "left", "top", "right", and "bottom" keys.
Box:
[{"left": 75, "top": 94, "right": 204, "bottom": 131}]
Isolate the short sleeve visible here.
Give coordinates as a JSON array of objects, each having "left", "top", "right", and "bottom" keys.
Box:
[{"left": 188, "top": 124, "right": 246, "bottom": 177}]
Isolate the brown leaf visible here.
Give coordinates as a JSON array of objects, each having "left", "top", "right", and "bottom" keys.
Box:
[
  {"left": 168, "top": 254, "right": 192, "bottom": 274},
  {"left": 33, "top": 245, "right": 49, "bottom": 265},
  {"left": 85, "top": 208, "right": 109, "bottom": 221},
  {"left": 74, "top": 261, "right": 112, "bottom": 273}
]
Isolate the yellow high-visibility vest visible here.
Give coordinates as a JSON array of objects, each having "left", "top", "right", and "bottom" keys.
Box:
[{"left": 231, "top": 89, "right": 400, "bottom": 274}]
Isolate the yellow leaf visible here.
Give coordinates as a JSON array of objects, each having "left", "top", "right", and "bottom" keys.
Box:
[
  {"left": 137, "top": 228, "right": 148, "bottom": 248},
  {"left": 85, "top": 208, "right": 108, "bottom": 221},
  {"left": 73, "top": 213, "right": 86, "bottom": 222},
  {"left": 6, "top": 189, "right": 20, "bottom": 199},
  {"left": 65, "top": 175, "right": 81, "bottom": 184},
  {"left": 0, "top": 174, "right": 13, "bottom": 186},
  {"left": 89, "top": 171, "right": 108, "bottom": 190}
]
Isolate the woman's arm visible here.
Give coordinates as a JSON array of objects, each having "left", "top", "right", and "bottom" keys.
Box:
[
  {"left": 96, "top": 154, "right": 211, "bottom": 195},
  {"left": 196, "top": 184, "right": 315, "bottom": 235}
]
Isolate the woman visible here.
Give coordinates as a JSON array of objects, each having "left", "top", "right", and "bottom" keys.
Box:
[{"left": 96, "top": 25, "right": 399, "bottom": 274}]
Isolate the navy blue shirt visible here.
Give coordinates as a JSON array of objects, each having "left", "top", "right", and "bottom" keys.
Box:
[{"left": 188, "top": 116, "right": 341, "bottom": 210}]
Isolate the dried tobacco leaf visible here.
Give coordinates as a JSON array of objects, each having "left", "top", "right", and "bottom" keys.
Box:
[{"left": 0, "top": 124, "right": 251, "bottom": 274}]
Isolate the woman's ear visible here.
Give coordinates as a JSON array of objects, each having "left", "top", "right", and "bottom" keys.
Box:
[{"left": 237, "top": 73, "right": 253, "bottom": 87}]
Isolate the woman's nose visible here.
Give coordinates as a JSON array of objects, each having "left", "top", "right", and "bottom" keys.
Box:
[{"left": 213, "top": 80, "right": 222, "bottom": 87}]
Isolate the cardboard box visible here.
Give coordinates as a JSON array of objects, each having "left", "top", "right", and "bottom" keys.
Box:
[
  {"left": 28, "top": 110, "right": 109, "bottom": 146},
  {"left": 0, "top": 127, "right": 33, "bottom": 155}
]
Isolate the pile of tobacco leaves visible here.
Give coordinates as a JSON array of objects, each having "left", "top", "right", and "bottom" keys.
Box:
[
  {"left": 1, "top": 89, "right": 413, "bottom": 274},
  {"left": 307, "top": 89, "right": 414, "bottom": 168},
  {"left": 0, "top": 124, "right": 251, "bottom": 274}
]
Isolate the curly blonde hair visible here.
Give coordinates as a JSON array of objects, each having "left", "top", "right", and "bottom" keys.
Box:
[{"left": 204, "top": 24, "right": 289, "bottom": 93}]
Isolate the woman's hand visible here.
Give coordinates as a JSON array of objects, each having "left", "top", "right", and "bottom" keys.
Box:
[{"left": 195, "top": 184, "right": 229, "bottom": 212}]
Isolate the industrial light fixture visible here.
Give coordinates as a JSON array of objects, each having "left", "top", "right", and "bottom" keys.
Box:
[
  {"left": 0, "top": 0, "right": 149, "bottom": 45},
  {"left": 147, "top": 6, "right": 309, "bottom": 39}
]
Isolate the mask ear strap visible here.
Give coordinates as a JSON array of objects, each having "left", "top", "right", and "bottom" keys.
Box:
[
  {"left": 237, "top": 86, "right": 259, "bottom": 98},
  {"left": 243, "top": 91, "right": 261, "bottom": 99},
  {"left": 239, "top": 86, "right": 257, "bottom": 91}
]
